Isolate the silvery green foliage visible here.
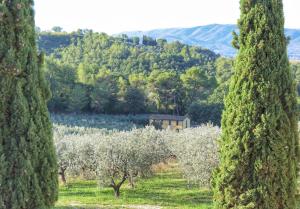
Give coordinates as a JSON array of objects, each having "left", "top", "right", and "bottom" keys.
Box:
[
  {"left": 95, "top": 126, "right": 170, "bottom": 188},
  {"left": 53, "top": 122, "right": 220, "bottom": 190},
  {"left": 165, "top": 124, "right": 220, "bottom": 187},
  {"left": 53, "top": 124, "right": 109, "bottom": 181},
  {"left": 55, "top": 136, "right": 78, "bottom": 178},
  {"left": 51, "top": 114, "right": 147, "bottom": 130}
]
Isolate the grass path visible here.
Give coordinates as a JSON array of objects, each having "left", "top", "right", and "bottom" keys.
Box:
[{"left": 54, "top": 163, "right": 213, "bottom": 209}]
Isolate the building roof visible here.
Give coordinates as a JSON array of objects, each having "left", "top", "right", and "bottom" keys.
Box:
[{"left": 149, "top": 114, "right": 189, "bottom": 121}]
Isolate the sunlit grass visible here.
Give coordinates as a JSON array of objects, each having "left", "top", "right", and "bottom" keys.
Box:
[
  {"left": 54, "top": 163, "right": 213, "bottom": 209},
  {"left": 53, "top": 169, "right": 300, "bottom": 209}
]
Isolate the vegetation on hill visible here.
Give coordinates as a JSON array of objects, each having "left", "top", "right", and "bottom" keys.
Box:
[
  {"left": 38, "top": 32, "right": 79, "bottom": 55},
  {"left": 41, "top": 30, "right": 225, "bottom": 124},
  {"left": 213, "top": 0, "right": 299, "bottom": 208},
  {"left": 35, "top": 29, "right": 300, "bottom": 125}
]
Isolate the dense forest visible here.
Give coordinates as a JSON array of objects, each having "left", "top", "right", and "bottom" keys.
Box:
[{"left": 38, "top": 29, "right": 300, "bottom": 125}]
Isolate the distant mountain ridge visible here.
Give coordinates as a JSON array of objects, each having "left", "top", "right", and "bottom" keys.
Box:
[{"left": 119, "top": 24, "right": 300, "bottom": 60}]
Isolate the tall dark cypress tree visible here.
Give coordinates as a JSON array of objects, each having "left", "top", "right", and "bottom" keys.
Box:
[
  {"left": 0, "top": 0, "right": 58, "bottom": 208},
  {"left": 213, "top": 0, "right": 299, "bottom": 208}
]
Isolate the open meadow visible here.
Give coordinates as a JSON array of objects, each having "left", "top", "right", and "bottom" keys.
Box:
[{"left": 54, "top": 161, "right": 213, "bottom": 209}]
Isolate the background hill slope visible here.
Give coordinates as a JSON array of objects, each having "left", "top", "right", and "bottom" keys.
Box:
[{"left": 120, "top": 24, "right": 300, "bottom": 60}]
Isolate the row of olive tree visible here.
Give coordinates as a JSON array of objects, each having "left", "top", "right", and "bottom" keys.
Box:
[{"left": 54, "top": 125, "right": 220, "bottom": 197}]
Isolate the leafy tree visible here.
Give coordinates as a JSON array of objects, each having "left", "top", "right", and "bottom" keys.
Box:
[
  {"left": 123, "top": 87, "right": 146, "bottom": 114},
  {"left": 45, "top": 58, "right": 77, "bottom": 112},
  {"left": 188, "top": 102, "right": 223, "bottom": 126},
  {"left": 77, "top": 63, "right": 97, "bottom": 84},
  {"left": 213, "top": 1, "right": 299, "bottom": 208},
  {"left": 132, "top": 36, "right": 140, "bottom": 45},
  {"left": 148, "top": 70, "right": 181, "bottom": 114},
  {"left": 90, "top": 71, "right": 118, "bottom": 113},
  {"left": 208, "top": 57, "right": 234, "bottom": 104},
  {"left": 142, "top": 35, "right": 157, "bottom": 46},
  {"left": 67, "top": 84, "right": 89, "bottom": 112},
  {"left": 52, "top": 26, "right": 63, "bottom": 33},
  {"left": 181, "top": 66, "right": 216, "bottom": 105},
  {"left": 0, "top": 1, "right": 58, "bottom": 208},
  {"left": 128, "top": 73, "right": 147, "bottom": 90},
  {"left": 157, "top": 38, "right": 167, "bottom": 47}
]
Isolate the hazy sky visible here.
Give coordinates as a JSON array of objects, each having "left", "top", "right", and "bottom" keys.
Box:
[{"left": 34, "top": 0, "right": 300, "bottom": 34}]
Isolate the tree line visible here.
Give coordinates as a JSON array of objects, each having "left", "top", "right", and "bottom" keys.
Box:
[
  {"left": 42, "top": 31, "right": 224, "bottom": 123},
  {"left": 39, "top": 30, "right": 300, "bottom": 125}
]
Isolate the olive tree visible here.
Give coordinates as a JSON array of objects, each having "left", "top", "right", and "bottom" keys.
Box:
[
  {"left": 165, "top": 125, "right": 220, "bottom": 187},
  {"left": 95, "top": 127, "right": 169, "bottom": 197}
]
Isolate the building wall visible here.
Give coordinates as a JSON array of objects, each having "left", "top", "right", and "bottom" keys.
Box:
[
  {"left": 183, "top": 118, "right": 191, "bottom": 128},
  {"left": 150, "top": 118, "right": 190, "bottom": 130},
  {"left": 162, "top": 120, "right": 170, "bottom": 129}
]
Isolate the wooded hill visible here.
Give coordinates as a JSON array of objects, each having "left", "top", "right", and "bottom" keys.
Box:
[{"left": 37, "top": 30, "right": 300, "bottom": 125}]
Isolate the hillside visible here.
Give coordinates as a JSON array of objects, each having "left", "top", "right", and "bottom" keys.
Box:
[
  {"left": 42, "top": 31, "right": 221, "bottom": 118},
  {"left": 38, "top": 32, "right": 82, "bottom": 54},
  {"left": 119, "top": 24, "right": 300, "bottom": 60}
]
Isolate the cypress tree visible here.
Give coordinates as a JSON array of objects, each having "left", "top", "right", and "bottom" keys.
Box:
[
  {"left": 0, "top": 1, "right": 58, "bottom": 208},
  {"left": 213, "top": 0, "right": 299, "bottom": 208}
]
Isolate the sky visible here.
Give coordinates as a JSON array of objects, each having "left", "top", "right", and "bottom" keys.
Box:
[{"left": 34, "top": 0, "right": 300, "bottom": 34}]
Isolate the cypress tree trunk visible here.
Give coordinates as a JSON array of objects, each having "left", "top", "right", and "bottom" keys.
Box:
[
  {"left": 213, "top": 0, "right": 299, "bottom": 208},
  {"left": 0, "top": 1, "right": 58, "bottom": 208}
]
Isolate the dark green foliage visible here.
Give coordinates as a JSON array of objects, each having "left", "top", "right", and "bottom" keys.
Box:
[
  {"left": 291, "top": 62, "right": 300, "bottom": 95},
  {"left": 181, "top": 66, "right": 217, "bottom": 107},
  {"left": 89, "top": 71, "right": 119, "bottom": 114},
  {"left": 0, "top": 1, "right": 58, "bottom": 208},
  {"left": 208, "top": 57, "right": 234, "bottom": 104},
  {"left": 46, "top": 59, "right": 77, "bottom": 112},
  {"left": 38, "top": 33, "right": 81, "bottom": 55},
  {"left": 43, "top": 31, "right": 218, "bottom": 116},
  {"left": 123, "top": 87, "right": 146, "bottom": 114},
  {"left": 188, "top": 102, "right": 223, "bottom": 126},
  {"left": 147, "top": 70, "right": 181, "bottom": 114},
  {"left": 213, "top": 0, "right": 299, "bottom": 208},
  {"left": 142, "top": 35, "right": 157, "bottom": 46},
  {"left": 67, "top": 84, "right": 89, "bottom": 112},
  {"left": 52, "top": 26, "right": 63, "bottom": 33}
]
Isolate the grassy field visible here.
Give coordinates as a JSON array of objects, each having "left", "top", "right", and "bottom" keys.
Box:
[
  {"left": 53, "top": 168, "right": 300, "bottom": 208},
  {"left": 54, "top": 162, "right": 213, "bottom": 209},
  {"left": 53, "top": 162, "right": 300, "bottom": 209}
]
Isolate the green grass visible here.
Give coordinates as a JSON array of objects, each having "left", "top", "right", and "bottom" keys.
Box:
[
  {"left": 54, "top": 170, "right": 300, "bottom": 209},
  {"left": 54, "top": 163, "right": 213, "bottom": 209},
  {"left": 53, "top": 165, "right": 300, "bottom": 209}
]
